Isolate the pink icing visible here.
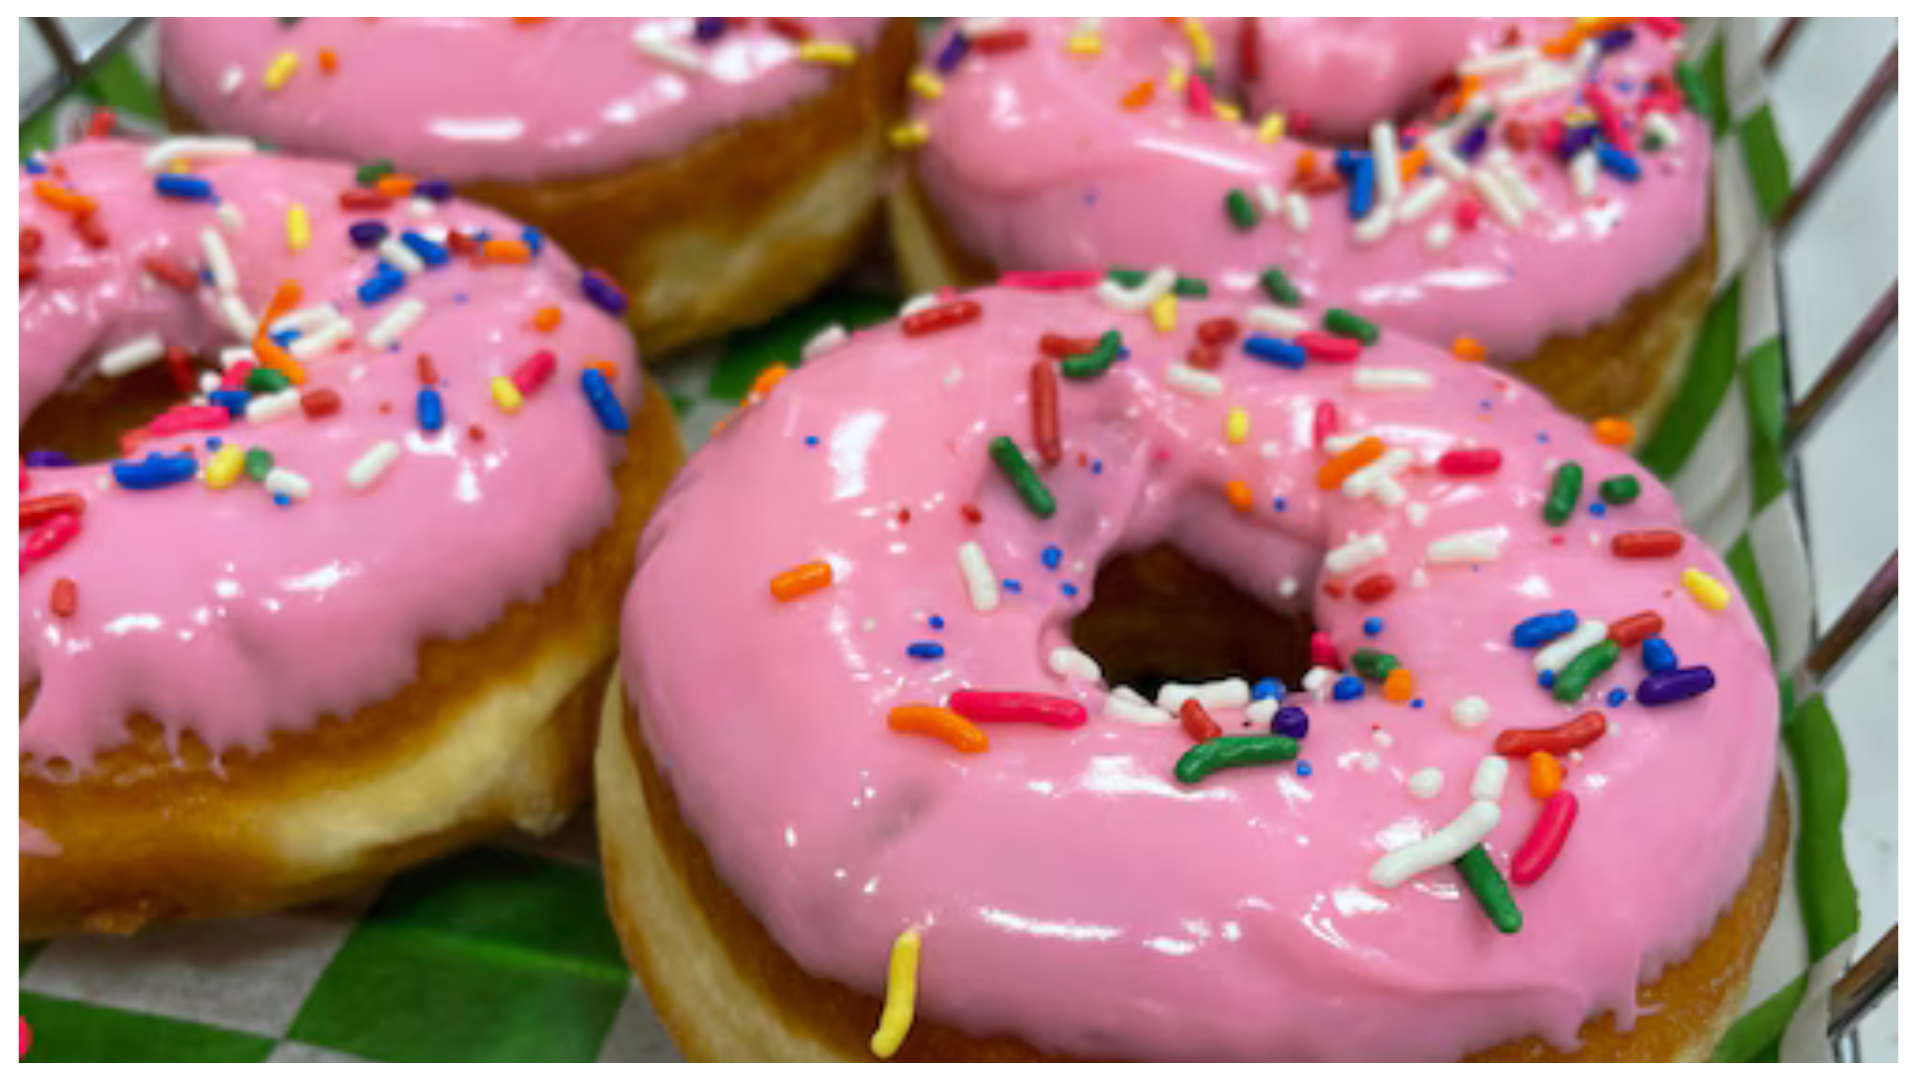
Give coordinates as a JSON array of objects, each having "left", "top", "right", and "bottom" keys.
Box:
[
  {"left": 622, "top": 284, "right": 1777, "bottom": 1061},
  {"left": 910, "top": 18, "right": 1711, "bottom": 362},
  {"left": 20, "top": 140, "right": 641, "bottom": 782},
  {"left": 160, "top": 18, "right": 890, "bottom": 184}
]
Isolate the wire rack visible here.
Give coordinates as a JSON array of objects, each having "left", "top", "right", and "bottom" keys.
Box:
[{"left": 16, "top": 14, "right": 1900, "bottom": 1063}]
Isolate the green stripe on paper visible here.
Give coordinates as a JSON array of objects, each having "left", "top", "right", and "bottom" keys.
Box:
[
  {"left": 1723, "top": 535, "right": 1779, "bottom": 657},
  {"left": 1699, "top": 33, "right": 1732, "bottom": 138},
  {"left": 19, "top": 993, "right": 275, "bottom": 1063},
  {"left": 20, "top": 51, "right": 162, "bottom": 159},
  {"left": 1783, "top": 690, "right": 1861, "bottom": 959},
  {"left": 709, "top": 288, "right": 898, "bottom": 403},
  {"left": 1738, "top": 104, "right": 1794, "bottom": 222},
  {"left": 1742, "top": 338, "right": 1791, "bottom": 508},
  {"left": 1710, "top": 973, "right": 1805, "bottom": 1062},
  {"left": 1639, "top": 277, "right": 1743, "bottom": 479}
]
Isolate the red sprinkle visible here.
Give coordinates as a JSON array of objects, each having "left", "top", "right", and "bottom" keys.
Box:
[
  {"left": 141, "top": 255, "right": 200, "bottom": 292},
  {"left": 1353, "top": 573, "right": 1397, "bottom": 604},
  {"left": 1000, "top": 269, "right": 1100, "bottom": 291},
  {"left": 1186, "top": 344, "right": 1222, "bottom": 370},
  {"left": 417, "top": 354, "right": 440, "bottom": 385},
  {"left": 1611, "top": 529, "right": 1685, "bottom": 559},
  {"left": 73, "top": 214, "right": 109, "bottom": 249},
  {"left": 21, "top": 226, "right": 43, "bottom": 256},
  {"left": 300, "top": 388, "right": 342, "bottom": 419},
  {"left": 1437, "top": 447, "right": 1503, "bottom": 476},
  {"left": 1040, "top": 332, "right": 1102, "bottom": 359},
  {"left": 1238, "top": 18, "right": 1261, "bottom": 81},
  {"left": 469, "top": 424, "right": 487, "bottom": 441},
  {"left": 1310, "top": 630, "right": 1340, "bottom": 670},
  {"left": 1312, "top": 400, "right": 1339, "bottom": 448},
  {"left": 21, "top": 512, "right": 83, "bottom": 572},
  {"left": 511, "top": 350, "right": 557, "bottom": 396},
  {"left": 765, "top": 16, "right": 811, "bottom": 41},
  {"left": 1607, "top": 611, "right": 1665, "bottom": 647},
  {"left": 901, "top": 299, "right": 982, "bottom": 337},
  {"left": 338, "top": 189, "right": 393, "bottom": 211},
  {"left": 1584, "top": 85, "right": 1629, "bottom": 154},
  {"left": 1298, "top": 332, "right": 1361, "bottom": 363},
  {"left": 969, "top": 28, "right": 1030, "bottom": 54},
  {"left": 21, "top": 491, "right": 85, "bottom": 529},
  {"left": 20, "top": 262, "right": 40, "bottom": 285},
  {"left": 1494, "top": 712, "right": 1606, "bottom": 757},
  {"left": 947, "top": 690, "right": 1087, "bottom": 729},
  {"left": 50, "top": 577, "right": 79, "bottom": 617},
  {"left": 87, "top": 109, "right": 116, "bottom": 139},
  {"left": 165, "top": 346, "right": 197, "bottom": 395},
  {"left": 960, "top": 503, "right": 983, "bottom": 524},
  {"left": 1179, "top": 699, "right": 1222, "bottom": 743},
  {"left": 1196, "top": 317, "right": 1239, "bottom": 346},
  {"left": 1030, "top": 360, "right": 1062, "bottom": 466},
  {"left": 1511, "top": 790, "right": 1579, "bottom": 885}
]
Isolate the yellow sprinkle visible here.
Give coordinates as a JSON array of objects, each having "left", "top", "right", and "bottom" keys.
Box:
[
  {"left": 1213, "top": 101, "right": 1243, "bottom": 123},
  {"left": 1682, "top": 568, "right": 1730, "bottom": 612},
  {"left": 908, "top": 68, "right": 944, "bottom": 99},
  {"left": 1255, "top": 112, "right": 1286, "bottom": 143},
  {"left": 286, "top": 203, "right": 311, "bottom": 251},
  {"left": 262, "top": 50, "right": 299, "bottom": 91},
  {"left": 889, "top": 121, "right": 930, "bottom": 150},
  {"left": 1150, "top": 292, "right": 1177, "bottom": 334},
  {"left": 1226, "top": 407, "right": 1249, "bottom": 445},
  {"left": 1167, "top": 62, "right": 1189, "bottom": 94},
  {"left": 799, "top": 40, "right": 857, "bottom": 67},
  {"left": 491, "top": 376, "right": 524, "bottom": 414},
  {"left": 1182, "top": 17, "right": 1215, "bottom": 69},
  {"left": 870, "top": 929, "right": 922, "bottom": 1060},
  {"left": 204, "top": 445, "right": 246, "bottom": 490},
  {"left": 1066, "top": 33, "right": 1103, "bottom": 56}
]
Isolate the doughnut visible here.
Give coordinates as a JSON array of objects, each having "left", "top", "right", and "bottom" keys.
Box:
[
  {"left": 599, "top": 279, "right": 1783, "bottom": 1061},
  {"left": 160, "top": 17, "right": 917, "bottom": 357},
  {"left": 889, "top": 18, "right": 1714, "bottom": 432},
  {"left": 19, "top": 138, "right": 680, "bottom": 936}
]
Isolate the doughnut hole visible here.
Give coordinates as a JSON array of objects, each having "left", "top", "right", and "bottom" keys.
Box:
[
  {"left": 1068, "top": 542, "right": 1315, "bottom": 705},
  {"left": 20, "top": 359, "right": 197, "bottom": 465}
]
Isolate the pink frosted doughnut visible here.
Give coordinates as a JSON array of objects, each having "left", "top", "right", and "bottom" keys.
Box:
[
  {"left": 19, "top": 138, "right": 679, "bottom": 935},
  {"left": 605, "top": 280, "right": 1781, "bottom": 1061},
  {"left": 892, "top": 19, "right": 1713, "bottom": 425}
]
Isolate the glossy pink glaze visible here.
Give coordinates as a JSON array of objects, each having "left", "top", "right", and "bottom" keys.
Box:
[
  {"left": 160, "top": 18, "right": 890, "bottom": 184},
  {"left": 910, "top": 18, "right": 1711, "bottom": 362},
  {"left": 20, "top": 141, "right": 641, "bottom": 784},
  {"left": 622, "top": 284, "right": 1777, "bottom": 1061}
]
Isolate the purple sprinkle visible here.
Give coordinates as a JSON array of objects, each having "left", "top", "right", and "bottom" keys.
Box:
[
  {"left": 25, "top": 450, "right": 75, "bottom": 468},
  {"left": 347, "top": 220, "right": 389, "bottom": 248},
  {"left": 1637, "top": 666, "right": 1714, "bottom": 706},
  {"left": 693, "top": 17, "right": 728, "bottom": 42},
  {"left": 1272, "top": 705, "right": 1310, "bottom": 739},
  {"left": 581, "top": 270, "right": 628, "bottom": 316},
  {"left": 934, "top": 33, "right": 969, "bottom": 73}
]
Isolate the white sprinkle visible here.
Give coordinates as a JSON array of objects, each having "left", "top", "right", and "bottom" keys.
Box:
[
  {"left": 200, "top": 227, "right": 239, "bottom": 292},
  {"left": 1497, "top": 64, "right": 1578, "bottom": 106},
  {"left": 1259, "top": 441, "right": 1282, "bottom": 459},
  {"left": 218, "top": 294, "right": 257, "bottom": 339},
  {"left": 288, "top": 318, "right": 354, "bottom": 359},
  {"left": 271, "top": 304, "right": 340, "bottom": 335},
  {"left": 1427, "top": 527, "right": 1509, "bottom": 565},
  {"left": 1370, "top": 120, "right": 1403, "bottom": 206},
  {"left": 1471, "top": 756, "right": 1510, "bottom": 802},
  {"left": 956, "top": 541, "right": 999, "bottom": 614},
  {"left": 1470, "top": 169, "right": 1524, "bottom": 228},
  {"left": 1302, "top": 666, "right": 1336, "bottom": 699},
  {"left": 1534, "top": 619, "right": 1608, "bottom": 674},
  {"left": 1645, "top": 111, "right": 1682, "bottom": 151},
  {"left": 198, "top": 371, "right": 222, "bottom": 394},
  {"left": 1410, "top": 568, "right": 1430, "bottom": 589},
  {"left": 1354, "top": 205, "right": 1395, "bottom": 244},
  {"left": 1425, "top": 220, "right": 1456, "bottom": 251},
  {"left": 144, "top": 136, "right": 256, "bottom": 172},
  {"left": 216, "top": 202, "right": 245, "bottom": 233},
  {"left": 1570, "top": 148, "right": 1600, "bottom": 199},
  {"left": 1425, "top": 136, "right": 1471, "bottom": 180},
  {"left": 1373, "top": 730, "right": 1395, "bottom": 750},
  {"left": 264, "top": 467, "right": 311, "bottom": 502},
  {"left": 409, "top": 197, "right": 438, "bottom": 219},
  {"left": 1397, "top": 178, "right": 1450, "bottom": 224},
  {"left": 1325, "top": 531, "right": 1388, "bottom": 575},
  {"left": 1247, "top": 305, "right": 1309, "bottom": 336},
  {"left": 219, "top": 345, "right": 255, "bottom": 370},
  {"left": 1283, "top": 191, "right": 1311, "bottom": 232},
  {"left": 1156, "top": 678, "right": 1251, "bottom": 713},
  {"left": 97, "top": 334, "right": 167, "bottom": 378},
  {"left": 1048, "top": 647, "right": 1103, "bottom": 683},
  {"left": 1370, "top": 799, "right": 1501, "bottom": 887},
  {"left": 1496, "top": 157, "right": 1542, "bottom": 211},
  {"left": 1096, "top": 266, "right": 1176, "bottom": 313},
  {"left": 802, "top": 324, "right": 849, "bottom": 361},
  {"left": 1360, "top": 753, "right": 1382, "bottom": 773},
  {"left": 245, "top": 389, "right": 301, "bottom": 425},
  {"left": 346, "top": 441, "right": 402, "bottom": 490},
  {"left": 365, "top": 298, "right": 426, "bottom": 349},
  {"left": 1451, "top": 696, "right": 1491, "bottom": 730},
  {"left": 898, "top": 293, "right": 937, "bottom": 317},
  {"left": 378, "top": 235, "right": 424, "bottom": 275},
  {"left": 960, "top": 17, "right": 1006, "bottom": 33},
  {"left": 862, "top": 617, "right": 877, "bottom": 633},
  {"left": 219, "top": 65, "right": 245, "bottom": 95},
  {"left": 1407, "top": 502, "right": 1430, "bottom": 527},
  {"left": 633, "top": 23, "right": 706, "bottom": 72},
  {"left": 1458, "top": 45, "right": 1539, "bottom": 76},
  {"left": 1278, "top": 575, "right": 1299, "bottom": 598},
  {"left": 1353, "top": 368, "right": 1435, "bottom": 393},
  {"left": 1246, "top": 699, "right": 1279, "bottom": 727},
  {"left": 1407, "top": 769, "right": 1445, "bottom": 800},
  {"left": 1322, "top": 432, "right": 1365, "bottom": 455},
  {"left": 1105, "top": 688, "right": 1175, "bottom": 727},
  {"left": 1344, "top": 448, "right": 1413, "bottom": 503},
  {"left": 1165, "top": 364, "right": 1223, "bottom": 398},
  {"left": 1255, "top": 182, "right": 1282, "bottom": 217}
]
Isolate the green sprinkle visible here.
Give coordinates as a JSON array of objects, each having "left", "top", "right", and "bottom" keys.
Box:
[
  {"left": 1259, "top": 266, "right": 1301, "bottom": 307},
  {"left": 1543, "top": 462, "right": 1583, "bottom": 526},
  {"left": 355, "top": 158, "right": 397, "bottom": 187},
  {"left": 989, "top": 436, "right": 1056, "bottom": 519},
  {"left": 245, "top": 367, "right": 292, "bottom": 395},
  {"left": 1224, "top": 188, "right": 1258, "bottom": 232},
  {"left": 1455, "top": 845, "right": 1522, "bottom": 934},
  {"left": 1172, "top": 275, "right": 1208, "bottom": 298},
  {"left": 1060, "top": 329, "right": 1121, "bottom": 381},
  {"left": 1351, "top": 648, "right": 1400, "bottom": 682},
  {"left": 1174, "top": 735, "right": 1299, "bottom": 785},
  {"left": 1552, "top": 640, "right": 1621, "bottom": 703},
  {"left": 1323, "top": 308, "right": 1379, "bottom": 345},
  {"left": 1674, "top": 59, "right": 1708, "bottom": 117},
  {"left": 1598, "top": 474, "right": 1641, "bottom": 506},
  {"left": 1107, "top": 267, "right": 1207, "bottom": 297},
  {"left": 243, "top": 447, "right": 275, "bottom": 483}
]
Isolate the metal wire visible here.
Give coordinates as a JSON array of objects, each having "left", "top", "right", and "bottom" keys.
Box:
[{"left": 19, "top": 17, "right": 148, "bottom": 123}]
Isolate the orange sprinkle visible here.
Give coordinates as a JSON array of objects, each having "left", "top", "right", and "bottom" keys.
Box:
[
  {"left": 260, "top": 278, "right": 304, "bottom": 325},
  {"left": 1452, "top": 337, "right": 1488, "bottom": 362},
  {"left": 748, "top": 363, "right": 790, "bottom": 401},
  {"left": 1382, "top": 668, "right": 1415, "bottom": 703},
  {"left": 480, "top": 238, "right": 532, "bottom": 264},
  {"left": 1317, "top": 436, "right": 1385, "bottom": 490},
  {"left": 1399, "top": 145, "right": 1429, "bottom": 185},
  {"left": 1224, "top": 479, "right": 1254, "bottom": 513},
  {"left": 1540, "top": 32, "right": 1581, "bottom": 57},
  {"left": 532, "top": 306, "right": 562, "bottom": 332},
  {"left": 33, "top": 180, "right": 95, "bottom": 216},
  {"left": 375, "top": 174, "right": 416, "bottom": 198},
  {"left": 770, "top": 560, "right": 833, "bottom": 602},
  {"left": 317, "top": 48, "right": 338, "bottom": 73},
  {"left": 514, "top": 17, "right": 548, "bottom": 25},
  {"left": 1120, "top": 80, "right": 1156, "bottom": 110},
  {"left": 1529, "top": 750, "right": 1563, "bottom": 798},
  {"left": 887, "top": 705, "right": 989, "bottom": 754},
  {"left": 585, "top": 360, "right": 619, "bottom": 383},
  {"left": 1592, "top": 416, "right": 1636, "bottom": 447},
  {"left": 1293, "top": 149, "right": 1320, "bottom": 181},
  {"left": 252, "top": 336, "right": 307, "bottom": 386}
]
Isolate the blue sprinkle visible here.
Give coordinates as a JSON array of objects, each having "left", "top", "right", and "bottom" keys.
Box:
[
  {"left": 453, "top": 292, "right": 469, "bottom": 305},
  {"left": 1061, "top": 583, "right": 1079, "bottom": 598},
  {"left": 1251, "top": 678, "right": 1283, "bottom": 702},
  {"left": 1479, "top": 398, "right": 1494, "bottom": 411},
  {"left": 400, "top": 231, "right": 450, "bottom": 268},
  {"left": 929, "top": 615, "right": 945, "bottom": 630},
  {"left": 1642, "top": 636, "right": 1678, "bottom": 674},
  {"left": 906, "top": 641, "right": 945, "bottom": 661},
  {"left": 357, "top": 266, "right": 406, "bottom": 306},
  {"left": 1273, "top": 497, "right": 1288, "bottom": 512},
  {"left": 1538, "top": 670, "right": 1556, "bottom": 689},
  {"left": 1332, "top": 675, "right": 1365, "bottom": 702},
  {"left": 521, "top": 225, "right": 544, "bottom": 256},
  {"left": 205, "top": 436, "right": 223, "bottom": 450},
  {"left": 1535, "top": 431, "right": 1550, "bottom": 444},
  {"left": 417, "top": 387, "right": 445, "bottom": 433},
  {"left": 111, "top": 452, "right": 198, "bottom": 491},
  {"left": 1002, "top": 579, "right": 1022, "bottom": 594},
  {"left": 582, "top": 270, "right": 627, "bottom": 315},
  {"left": 1410, "top": 698, "right": 1425, "bottom": 710},
  {"left": 270, "top": 328, "right": 299, "bottom": 347},
  {"left": 347, "top": 220, "right": 389, "bottom": 248},
  {"left": 1596, "top": 143, "right": 1642, "bottom": 181},
  {"left": 934, "top": 33, "right": 969, "bottom": 73},
  {"left": 1090, "top": 460, "right": 1104, "bottom": 475},
  {"left": 273, "top": 492, "right": 292, "bottom": 507},
  {"left": 1347, "top": 154, "right": 1375, "bottom": 220},
  {"left": 804, "top": 435, "right": 820, "bottom": 446},
  {"left": 23, "top": 158, "right": 47, "bottom": 175},
  {"left": 1041, "top": 545, "right": 1063, "bottom": 570},
  {"left": 1590, "top": 502, "right": 1607, "bottom": 517},
  {"left": 154, "top": 174, "right": 213, "bottom": 200},
  {"left": 208, "top": 390, "right": 249, "bottom": 417},
  {"left": 1363, "top": 617, "right": 1383, "bottom": 637},
  {"left": 1512, "top": 609, "right": 1578, "bottom": 648},
  {"left": 1243, "top": 335, "right": 1307, "bottom": 369},
  {"left": 1607, "top": 687, "right": 1630, "bottom": 707},
  {"left": 581, "top": 369, "right": 629, "bottom": 434},
  {"left": 1295, "top": 761, "right": 1313, "bottom": 778}
]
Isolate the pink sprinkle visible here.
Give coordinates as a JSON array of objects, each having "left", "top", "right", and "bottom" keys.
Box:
[
  {"left": 1298, "top": 332, "right": 1361, "bottom": 363},
  {"left": 511, "top": 350, "right": 557, "bottom": 397},
  {"left": 1642, "top": 17, "right": 1684, "bottom": 38},
  {"left": 220, "top": 361, "right": 256, "bottom": 391},
  {"left": 1585, "top": 85, "right": 1628, "bottom": 150},
  {"left": 1310, "top": 630, "right": 1340, "bottom": 670},
  {"left": 1187, "top": 75, "right": 1214, "bottom": 118},
  {"left": 999, "top": 269, "right": 1101, "bottom": 291},
  {"left": 1454, "top": 198, "right": 1484, "bottom": 231},
  {"left": 1312, "top": 400, "right": 1339, "bottom": 448},
  {"left": 145, "top": 404, "right": 231, "bottom": 438}
]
